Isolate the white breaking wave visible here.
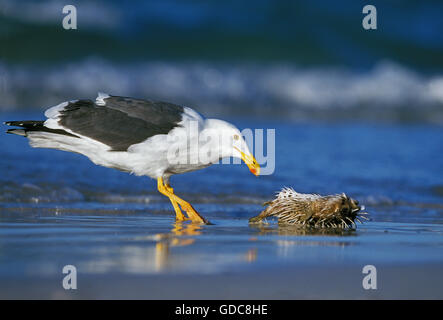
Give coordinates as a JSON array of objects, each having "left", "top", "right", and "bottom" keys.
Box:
[{"left": 1, "top": 59, "right": 442, "bottom": 122}]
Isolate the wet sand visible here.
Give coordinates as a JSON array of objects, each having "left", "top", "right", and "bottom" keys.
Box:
[
  {"left": 1, "top": 209, "right": 442, "bottom": 299},
  {"left": 1, "top": 118, "right": 442, "bottom": 299},
  {"left": 2, "top": 265, "right": 443, "bottom": 300}
]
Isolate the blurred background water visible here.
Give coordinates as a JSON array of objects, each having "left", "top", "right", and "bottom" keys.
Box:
[
  {"left": 1, "top": 0, "right": 443, "bottom": 123},
  {"left": 1, "top": 0, "right": 443, "bottom": 298}
]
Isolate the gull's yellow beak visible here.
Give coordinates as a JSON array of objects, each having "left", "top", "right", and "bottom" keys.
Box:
[{"left": 235, "top": 147, "right": 260, "bottom": 176}]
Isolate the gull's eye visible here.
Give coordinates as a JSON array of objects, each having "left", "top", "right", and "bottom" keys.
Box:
[{"left": 233, "top": 134, "right": 240, "bottom": 141}]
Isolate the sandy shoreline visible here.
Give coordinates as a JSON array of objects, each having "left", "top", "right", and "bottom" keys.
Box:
[
  {"left": 1, "top": 119, "right": 442, "bottom": 300},
  {"left": 1, "top": 264, "right": 442, "bottom": 299}
]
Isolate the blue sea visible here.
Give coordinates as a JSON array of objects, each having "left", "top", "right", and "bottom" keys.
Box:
[
  {"left": 1, "top": 118, "right": 443, "bottom": 298},
  {"left": 1, "top": 0, "right": 443, "bottom": 298},
  {"left": 1, "top": 0, "right": 443, "bottom": 123}
]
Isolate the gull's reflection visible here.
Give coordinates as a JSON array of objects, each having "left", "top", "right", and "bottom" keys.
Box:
[
  {"left": 153, "top": 222, "right": 202, "bottom": 271},
  {"left": 153, "top": 222, "right": 257, "bottom": 270},
  {"left": 79, "top": 220, "right": 360, "bottom": 275},
  {"left": 244, "top": 248, "right": 257, "bottom": 263},
  {"left": 171, "top": 222, "right": 202, "bottom": 237}
]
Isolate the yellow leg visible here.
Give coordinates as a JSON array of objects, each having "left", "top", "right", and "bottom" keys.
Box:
[
  {"left": 165, "top": 184, "right": 188, "bottom": 221},
  {"left": 157, "top": 177, "right": 209, "bottom": 224}
]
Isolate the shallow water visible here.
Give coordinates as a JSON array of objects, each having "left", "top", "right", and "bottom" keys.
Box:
[{"left": 1, "top": 113, "right": 443, "bottom": 298}]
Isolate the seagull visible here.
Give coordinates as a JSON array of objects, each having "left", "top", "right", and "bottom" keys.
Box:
[{"left": 5, "top": 93, "right": 260, "bottom": 224}]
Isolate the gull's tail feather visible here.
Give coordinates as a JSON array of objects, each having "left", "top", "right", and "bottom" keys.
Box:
[
  {"left": 4, "top": 120, "right": 77, "bottom": 137},
  {"left": 5, "top": 120, "right": 44, "bottom": 137},
  {"left": 6, "top": 129, "right": 27, "bottom": 136}
]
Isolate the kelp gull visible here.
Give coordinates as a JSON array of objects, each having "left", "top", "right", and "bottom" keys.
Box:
[{"left": 5, "top": 93, "right": 260, "bottom": 224}]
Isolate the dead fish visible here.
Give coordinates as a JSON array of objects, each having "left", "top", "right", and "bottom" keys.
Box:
[{"left": 249, "top": 188, "right": 369, "bottom": 228}]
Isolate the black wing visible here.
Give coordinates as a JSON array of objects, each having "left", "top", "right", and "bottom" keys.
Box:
[{"left": 56, "top": 96, "right": 185, "bottom": 151}]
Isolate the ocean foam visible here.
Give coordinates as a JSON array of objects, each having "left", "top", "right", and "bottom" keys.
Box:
[{"left": 1, "top": 59, "right": 442, "bottom": 123}]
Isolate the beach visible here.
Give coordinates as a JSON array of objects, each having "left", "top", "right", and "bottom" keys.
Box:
[
  {"left": 1, "top": 118, "right": 442, "bottom": 299},
  {"left": 1, "top": 0, "right": 443, "bottom": 300}
]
